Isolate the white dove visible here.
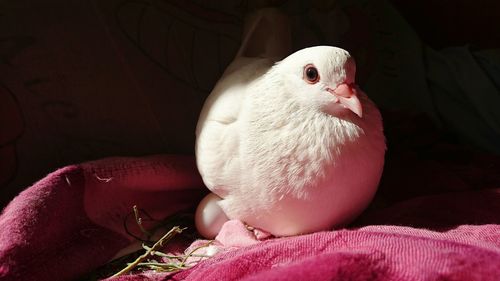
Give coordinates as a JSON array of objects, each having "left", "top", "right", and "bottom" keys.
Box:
[{"left": 194, "top": 9, "right": 385, "bottom": 238}]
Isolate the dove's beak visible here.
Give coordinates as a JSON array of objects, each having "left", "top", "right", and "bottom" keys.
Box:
[{"left": 327, "top": 83, "right": 363, "bottom": 118}]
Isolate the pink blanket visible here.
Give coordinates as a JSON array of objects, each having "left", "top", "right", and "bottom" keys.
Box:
[
  {"left": 0, "top": 155, "right": 206, "bottom": 281},
  {"left": 1, "top": 158, "right": 500, "bottom": 281}
]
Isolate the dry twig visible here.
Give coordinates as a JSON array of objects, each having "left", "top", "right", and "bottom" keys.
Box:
[{"left": 111, "top": 226, "right": 185, "bottom": 278}]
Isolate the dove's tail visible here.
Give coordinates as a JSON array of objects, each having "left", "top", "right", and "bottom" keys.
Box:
[{"left": 236, "top": 8, "right": 291, "bottom": 60}]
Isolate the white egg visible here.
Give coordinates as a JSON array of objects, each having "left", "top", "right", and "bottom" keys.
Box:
[{"left": 195, "top": 193, "right": 229, "bottom": 239}]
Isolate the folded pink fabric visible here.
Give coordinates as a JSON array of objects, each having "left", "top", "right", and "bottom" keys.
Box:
[
  {"left": 0, "top": 155, "right": 206, "bottom": 281},
  {"left": 1, "top": 153, "right": 500, "bottom": 281}
]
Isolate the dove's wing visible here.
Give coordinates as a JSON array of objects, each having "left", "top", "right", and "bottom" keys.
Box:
[
  {"left": 195, "top": 8, "right": 291, "bottom": 197},
  {"left": 195, "top": 57, "right": 272, "bottom": 197}
]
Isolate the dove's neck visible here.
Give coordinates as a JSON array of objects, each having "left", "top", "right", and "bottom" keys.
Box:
[
  {"left": 246, "top": 88, "right": 365, "bottom": 160},
  {"left": 246, "top": 73, "right": 366, "bottom": 153},
  {"left": 242, "top": 76, "right": 379, "bottom": 198}
]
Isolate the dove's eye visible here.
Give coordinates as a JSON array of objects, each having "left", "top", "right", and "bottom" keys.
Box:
[{"left": 304, "top": 65, "right": 320, "bottom": 84}]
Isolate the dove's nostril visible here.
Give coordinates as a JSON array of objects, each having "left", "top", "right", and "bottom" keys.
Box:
[{"left": 327, "top": 83, "right": 363, "bottom": 117}]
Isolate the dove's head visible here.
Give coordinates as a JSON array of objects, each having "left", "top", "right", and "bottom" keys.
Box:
[{"left": 275, "top": 46, "right": 363, "bottom": 118}]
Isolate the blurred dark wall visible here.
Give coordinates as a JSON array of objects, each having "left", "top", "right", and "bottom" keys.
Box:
[{"left": 390, "top": 0, "right": 500, "bottom": 49}]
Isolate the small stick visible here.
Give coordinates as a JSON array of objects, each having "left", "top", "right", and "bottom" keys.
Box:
[
  {"left": 138, "top": 262, "right": 186, "bottom": 270},
  {"left": 133, "top": 205, "right": 151, "bottom": 237},
  {"left": 111, "top": 226, "right": 185, "bottom": 277},
  {"left": 142, "top": 245, "right": 211, "bottom": 260},
  {"left": 180, "top": 241, "right": 213, "bottom": 267}
]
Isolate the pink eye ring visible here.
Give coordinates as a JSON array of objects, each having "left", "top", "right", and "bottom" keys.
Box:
[{"left": 304, "top": 64, "right": 320, "bottom": 84}]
